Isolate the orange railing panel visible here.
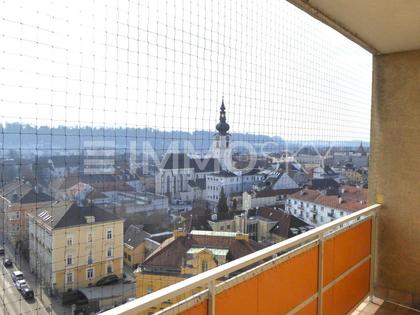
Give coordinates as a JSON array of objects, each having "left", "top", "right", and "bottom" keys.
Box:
[
  {"left": 323, "top": 260, "right": 370, "bottom": 315},
  {"left": 179, "top": 301, "right": 208, "bottom": 315},
  {"left": 323, "top": 219, "right": 372, "bottom": 286},
  {"left": 216, "top": 246, "right": 319, "bottom": 315},
  {"left": 216, "top": 276, "right": 259, "bottom": 315}
]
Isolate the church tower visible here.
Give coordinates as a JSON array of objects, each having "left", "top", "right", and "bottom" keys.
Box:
[{"left": 212, "top": 99, "right": 231, "bottom": 170}]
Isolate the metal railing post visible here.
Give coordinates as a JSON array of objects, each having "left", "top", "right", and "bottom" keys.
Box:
[
  {"left": 317, "top": 233, "right": 324, "bottom": 315},
  {"left": 208, "top": 280, "right": 216, "bottom": 315},
  {"left": 369, "top": 210, "right": 377, "bottom": 301}
]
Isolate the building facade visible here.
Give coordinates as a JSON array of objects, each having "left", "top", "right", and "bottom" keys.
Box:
[
  {"left": 286, "top": 186, "right": 368, "bottom": 227},
  {"left": 242, "top": 188, "right": 301, "bottom": 211},
  {"left": 0, "top": 180, "right": 53, "bottom": 249},
  {"left": 28, "top": 202, "right": 124, "bottom": 293},
  {"left": 206, "top": 169, "right": 264, "bottom": 203}
]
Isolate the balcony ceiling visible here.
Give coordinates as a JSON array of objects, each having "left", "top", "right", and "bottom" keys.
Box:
[{"left": 288, "top": 0, "right": 420, "bottom": 54}]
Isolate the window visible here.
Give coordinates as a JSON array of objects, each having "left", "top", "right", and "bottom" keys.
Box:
[
  {"left": 107, "top": 247, "right": 113, "bottom": 257},
  {"left": 87, "top": 232, "right": 93, "bottom": 243},
  {"left": 87, "top": 250, "right": 93, "bottom": 265},
  {"left": 106, "top": 264, "right": 113, "bottom": 274},
  {"left": 106, "top": 229, "right": 112, "bottom": 240},
  {"left": 202, "top": 261, "right": 208, "bottom": 272},
  {"left": 128, "top": 254, "right": 131, "bottom": 261},
  {"left": 87, "top": 268, "right": 94, "bottom": 280},
  {"left": 66, "top": 236, "right": 73, "bottom": 246},
  {"left": 66, "top": 254, "right": 73, "bottom": 266},
  {"left": 124, "top": 252, "right": 127, "bottom": 258},
  {"left": 66, "top": 272, "right": 73, "bottom": 284}
]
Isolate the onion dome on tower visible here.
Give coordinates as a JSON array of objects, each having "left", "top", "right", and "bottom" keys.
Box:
[{"left": 215, "top": 99, "right": 230, "bottom": 135}]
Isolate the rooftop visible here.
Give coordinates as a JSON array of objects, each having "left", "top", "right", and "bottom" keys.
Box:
[
  {"left": 33, "top": 201, "right": 122, "bottom": 229},
  {"left": 161, "top": 153, "right": 220, "bottom": 173},
  {"left": 124, "top": 225, "right": 152, "bottom": 248},
  {"left": 289, "top": 186, "right": 368, "bottom": 212},
  {"left": 140, "top": 230, "right": 262, "bottom": 271}
]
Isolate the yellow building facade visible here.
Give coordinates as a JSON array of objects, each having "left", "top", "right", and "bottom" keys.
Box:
[{"left": 28, "top": 201, "right": 124, "bottom": 293}]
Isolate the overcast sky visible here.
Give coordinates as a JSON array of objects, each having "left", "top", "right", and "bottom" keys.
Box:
[{"left": 0, "top": 0, "right": 372, "bottom": 141}]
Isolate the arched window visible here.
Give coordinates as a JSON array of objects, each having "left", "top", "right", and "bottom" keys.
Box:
[{"left": 166, "top": 176, "right": 171, "bottom": 194}]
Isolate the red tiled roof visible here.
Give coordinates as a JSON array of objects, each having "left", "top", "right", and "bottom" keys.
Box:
[
  {"left": 289, "top": 187, "right": 368, "bottom": 212},
  {"left": 253, "top": 188, "right": 301, "bottom": 198},
  {"left": 142, "top": 233, "right": 262, "bottom": 270}
]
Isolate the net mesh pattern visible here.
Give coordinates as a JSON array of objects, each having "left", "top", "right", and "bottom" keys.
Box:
[{"left": 0, "top": 0, "right": 371, "bottom": 314}]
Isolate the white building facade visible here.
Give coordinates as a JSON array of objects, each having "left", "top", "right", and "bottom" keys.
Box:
[
  {"left": 206, "top": 170, "right": 264, "bottom": 203},
  {"left": 285, "top": 187, "right": 367, "bottom": 227}
]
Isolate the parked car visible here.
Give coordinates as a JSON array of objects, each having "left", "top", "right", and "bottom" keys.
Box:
[
  {"left": 21, "top": 286, "right": 34, "bottom": 300},
  {"left": 15, "top": 279, "right": 27, "bottom": 290},
  {"left": 0, "top": 248, "right": 4, "bottom": 255},
  {"left": 95, "top": 275, "right": 119, "bottom": 286},
  {"left": 11, "top": 271, "right": 24, "bottom": 283},
  {"left": 62, "top": 290, "right": 87, "bottom": 306},
  {"left": 3, "top": 258, "right": 12, "bottom": 268}
]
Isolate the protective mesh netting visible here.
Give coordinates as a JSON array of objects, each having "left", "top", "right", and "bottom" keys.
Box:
[{"left": 0, "top": 0, "right": 371, "bottom": 314}]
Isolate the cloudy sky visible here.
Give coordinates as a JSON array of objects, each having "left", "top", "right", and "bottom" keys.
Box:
[{"left": 0, "top": 0, "right": 372, "bottom": 141}]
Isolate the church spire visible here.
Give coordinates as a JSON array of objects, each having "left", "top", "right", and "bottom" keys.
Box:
[{"left": 216, "top": 98, "right": 230, "bottom": 135}]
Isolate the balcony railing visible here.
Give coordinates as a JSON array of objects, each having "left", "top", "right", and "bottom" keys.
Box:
[{"left": 105, "top": 204, "right": 380, "bottom": 315}]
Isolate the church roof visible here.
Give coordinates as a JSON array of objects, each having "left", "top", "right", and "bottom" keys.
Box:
[
  {"left": 161, "top": 153, "right": 220, "bottom": 173},
  {"left": 357, "top": 142, "right": 367, "bottom": 155}
]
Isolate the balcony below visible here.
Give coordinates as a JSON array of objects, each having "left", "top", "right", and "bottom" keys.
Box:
[{"left": 105, "top": 204, "right": 380, "bottom": 315}]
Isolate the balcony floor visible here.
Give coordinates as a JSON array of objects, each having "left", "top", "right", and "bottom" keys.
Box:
[{"left": 352, "top": 297, "right": 420, "bottom": 315}]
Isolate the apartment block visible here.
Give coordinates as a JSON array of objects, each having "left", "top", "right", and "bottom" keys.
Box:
[{"left": 28, "top": 201, "right": 124, "bottom": 293}]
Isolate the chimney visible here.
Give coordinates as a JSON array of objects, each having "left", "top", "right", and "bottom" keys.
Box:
[
  {"left": 338, "top": 197, "right": 343, "bottom": 204},
  {"left": 235, "top": 232, "right": 249, "bottom": 241},
  {"left": 173, "top": 228, "right": 187, "bottom": 239}
]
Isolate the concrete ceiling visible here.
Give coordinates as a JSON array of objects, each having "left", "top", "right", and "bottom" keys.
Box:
[{"left": 288, "top": 0, "right": 420, "bottom": 55}]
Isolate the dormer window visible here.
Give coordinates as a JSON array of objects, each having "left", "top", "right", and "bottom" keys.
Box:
[{"left": 85, "top": 216, "right": 95, "bottom": 224}]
